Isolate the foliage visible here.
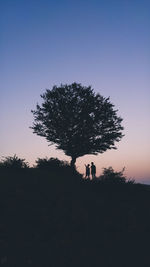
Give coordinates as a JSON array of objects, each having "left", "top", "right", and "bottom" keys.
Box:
[
  {"left": 127, "top": 178, "right": 135, "bottom": 184},
  {"left": 35, "top": 157, "right": 82, "bottom": 181},
  {"left": 31, "top": 83, "right": 124, "bottom": 166},
  {"left": 0, "top": 154, "right": 29, "bottom": 169},
  {"left": 99, "top": 167, "right": 129, "bottom": 184},
  {"left": 35, "top": 157, "right": 70, "bottom": 170}
]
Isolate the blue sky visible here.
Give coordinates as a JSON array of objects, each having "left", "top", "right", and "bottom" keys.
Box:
[{"left": 0, "top": 0, "right": 150, "bottom": 182}]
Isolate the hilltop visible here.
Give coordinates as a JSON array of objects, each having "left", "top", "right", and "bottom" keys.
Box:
[{"left": 0, "top": 168, "right": 150, "bottom": 266}]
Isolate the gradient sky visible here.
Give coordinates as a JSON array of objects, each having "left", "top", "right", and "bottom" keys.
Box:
[{"left": 1, "top": 0, "right": 150, "bottom": 183}]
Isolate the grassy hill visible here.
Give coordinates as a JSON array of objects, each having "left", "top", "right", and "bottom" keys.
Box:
[{"left": 0, "top": 168, "right": 150, "bottom": 266}]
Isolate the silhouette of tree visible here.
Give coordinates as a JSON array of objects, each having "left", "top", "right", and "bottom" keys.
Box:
[{"left": 31, "top": 83, "right": 124, "bottom": 167}]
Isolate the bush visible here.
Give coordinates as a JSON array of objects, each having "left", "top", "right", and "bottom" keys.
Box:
[
  {"left": 99, "top": 167, "right": 128, "bottom": 184},
  {"left": 35, "top": 157, "right": 83, "bottom": 182},
  {"left": 0, "top": 154, "right": 29, "bottom": 169},
  {"left": 35, "top": 157, "right": 70, "bottom": 171}
]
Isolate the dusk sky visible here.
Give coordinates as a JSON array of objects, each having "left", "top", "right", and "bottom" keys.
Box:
[{"left": 1, "top": 0, "right": 150, "bottom": 183}]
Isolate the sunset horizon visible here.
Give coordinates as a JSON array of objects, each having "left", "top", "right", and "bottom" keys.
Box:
[{"left": 1, "top": 0, "right": 150, "bottom": 183}]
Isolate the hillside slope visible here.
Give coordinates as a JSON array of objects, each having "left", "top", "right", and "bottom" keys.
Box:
[{"left": 0, "top": 169, "right": 150, "bottom": 266}]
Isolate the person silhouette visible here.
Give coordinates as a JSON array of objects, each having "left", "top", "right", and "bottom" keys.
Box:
[
  {"left": 85, "top": 164, "right": 90, "bottom": 179},
  {"left": 91, "top": 162, "right": 96, "bottom": 179}
]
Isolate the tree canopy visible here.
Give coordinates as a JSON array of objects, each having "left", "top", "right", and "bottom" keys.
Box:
[{"left": 31, "top": 83, "right": 124, "bottom": 167}]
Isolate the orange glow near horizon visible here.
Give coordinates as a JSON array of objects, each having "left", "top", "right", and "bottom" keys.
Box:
[
  {"left": 1, "top": 132, "right": 149, "bottom": 183},
  {"left": 1, "top": 0, "right": 150, "bottom": 184}
]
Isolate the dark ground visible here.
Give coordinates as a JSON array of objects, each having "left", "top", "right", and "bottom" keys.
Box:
[{"left": 0, "top": 168, "right": 150, "bottom": 267}]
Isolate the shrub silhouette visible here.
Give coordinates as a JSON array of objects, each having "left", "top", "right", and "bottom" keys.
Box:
[
  {"left": 35, "top": 157, "right": 71, "bottom": 171},
  {"left": 99, "top": 167, "right": 132, "bottom": 184},
  {"left": 35, "top": 157, "right": 82, "bottom": 182},
  {"left": 0, "top": 154, "right": 29, "bottom": 169}
]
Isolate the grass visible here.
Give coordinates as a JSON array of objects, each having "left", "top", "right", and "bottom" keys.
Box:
[{"left": 0, "top": 168, "right": 150, "bottom": 266}]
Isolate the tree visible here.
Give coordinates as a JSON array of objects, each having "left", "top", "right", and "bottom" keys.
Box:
[{"left": 31, "top": 83, "right": 124, "bottom": 167}]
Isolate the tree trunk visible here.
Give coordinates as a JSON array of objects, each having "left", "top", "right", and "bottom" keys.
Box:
[{"left": 71, "top": 157, "right": 76, "bottom": 169}]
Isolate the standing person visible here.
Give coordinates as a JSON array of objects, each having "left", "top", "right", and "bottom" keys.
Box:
[
  {"left": 91, "top": 162, "right": 96, "bottom": 179},
  {"left": 85, "top": 164, "right": 90, "bottom": 179}
]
